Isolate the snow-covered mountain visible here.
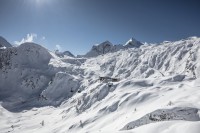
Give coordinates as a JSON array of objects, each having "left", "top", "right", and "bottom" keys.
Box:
[
  {"left": 83, "top": 38, "right": 143, "bottom": 57},
  {"left": 0, "top": 36, "right": 200, "bottom": 133},
  {"left": 55, "top": 50, "right": 75, "bottom": 57},
  {"left": 0, "top": 36, "right": 12, "bottom": 48},
  {"left": 124, "top": 37, "right": 143, "bottom": 48},
  {"left": 0, "top": 42, "right": 55, "bottom": 110},
  {"left": 63, "top": 51, "right": 75, "bottom": 57}
]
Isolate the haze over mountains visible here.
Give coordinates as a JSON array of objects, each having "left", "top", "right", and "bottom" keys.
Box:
[{"left": 0, "top": 36, "right": 200, "bottom": 133}]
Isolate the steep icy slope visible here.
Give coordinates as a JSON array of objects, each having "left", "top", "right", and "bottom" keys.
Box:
[{"left": 0, "top": 37, "right": 200, "bottom": 133}]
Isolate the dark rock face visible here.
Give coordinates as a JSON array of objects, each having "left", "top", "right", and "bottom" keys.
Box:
[{"left": 0, "top": 36, "right": 12, "bottom": 48}]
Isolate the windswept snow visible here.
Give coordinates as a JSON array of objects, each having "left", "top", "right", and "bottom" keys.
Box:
[{"left": 0, "top": 36, "right": 200, "bottom": 133}]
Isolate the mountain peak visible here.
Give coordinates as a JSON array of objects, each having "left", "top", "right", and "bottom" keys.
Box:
[
  {"left": 83, "top": 37, "right": 143, "bottom": 57},
  {"left": 83, "top": 41, "right": 114, "bottom": 57},
  {"left": 124, "top": 37, "right": 143, "bottom": 48},
  {"left": 0, "top": 36, "right": 12, "bottom": 48},
  {"left": 55, "top": 50, "right": 75, "bottom": 57},
  {"left": 94, "top": 40, "right": 113, "bottom": 46}
]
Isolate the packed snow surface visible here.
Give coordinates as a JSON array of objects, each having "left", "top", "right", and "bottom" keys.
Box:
[{"left": 0, "top": 37, "right": 200, "bottom": 133}]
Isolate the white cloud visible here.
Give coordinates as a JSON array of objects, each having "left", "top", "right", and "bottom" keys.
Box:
[
  {"left": 55, "top": 44, "right": 62, "bottom": 51},
  {"left": 14, "top": 33, "right": 37, "bottom": 45}
]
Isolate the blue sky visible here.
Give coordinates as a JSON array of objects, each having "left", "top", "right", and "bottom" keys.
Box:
[{"left": 0, "top": 0, "right": 200, "bottom": 55}]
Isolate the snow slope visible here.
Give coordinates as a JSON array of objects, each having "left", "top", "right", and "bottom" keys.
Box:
[
  {"left": 0, "top": 43, "right": 55, "bottom": 111},
  {"left": 0, "top": 36, "right": 200, "bottom": 133}
]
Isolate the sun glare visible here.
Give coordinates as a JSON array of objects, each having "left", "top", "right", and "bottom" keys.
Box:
[
  {"left": 35, "top": 0, "right": 47, "bottom": 5},
  {"left": 28, "top": 0, "right": 51, "bottom": 7}
]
